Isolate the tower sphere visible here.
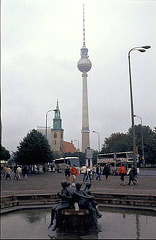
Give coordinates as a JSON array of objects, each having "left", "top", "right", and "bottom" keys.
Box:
[{"left": 77, "top": 57, "right": 92, "bottom": 73}]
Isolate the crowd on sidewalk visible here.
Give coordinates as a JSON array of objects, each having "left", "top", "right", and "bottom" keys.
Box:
[
  {"left": 64, "top": 163, "right": 138, "bottom": 187},
  {"left": 1, "top": 163, "right": 138, "bottom": 188},
  {"left": 2, "top": 165, "right": 29, "bottom": 180}
]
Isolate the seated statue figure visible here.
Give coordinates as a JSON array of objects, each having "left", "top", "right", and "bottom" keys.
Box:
[
  {"left": 73, "top": 182, "right": 98, "bottom": 230},
  {"left": 84, "top": 182, "right": 102, "bottom": 219},
  {"left": 48, "top": 180, "right": 74, "bottom": 230}
]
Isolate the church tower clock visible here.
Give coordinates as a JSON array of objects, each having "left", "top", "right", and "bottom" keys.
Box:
[{"left": 51, "top": 101, "right": 64, "bottom": 155}]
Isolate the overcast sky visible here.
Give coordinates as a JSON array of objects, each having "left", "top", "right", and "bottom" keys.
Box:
[{"left": 2, "top": 0, "right": 156, "bottom": 153}]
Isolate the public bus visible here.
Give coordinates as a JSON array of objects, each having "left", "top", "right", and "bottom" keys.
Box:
[
  {"left": 53, "top": 157, "right": 80, "bottom": 172},
  {"left": 97, "top": 151, "right": 139, "bottom": 175}
]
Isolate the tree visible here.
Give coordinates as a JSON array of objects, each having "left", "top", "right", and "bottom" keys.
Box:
[
  {"left": 16, "top": 129, "right": 53, "bottom": 165},
  {"left": 0, "top": 145, "right": 10, "bottom": 160},
  {"left": 101, "top": 125, "right": 156, "bottom": 166},
  {"left": 143, "top": 127, "right": 156, "bottom": 166},
  {"left": 127, "top": 125, "right": 156, "bottom": 165},
  {"left": 101, "top": 132, "right": 130, "bottom": 153}
]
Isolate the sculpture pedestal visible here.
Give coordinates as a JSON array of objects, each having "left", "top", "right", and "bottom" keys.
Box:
[{"left": 58, "top": 209, "right": 92, "bottom": 232}]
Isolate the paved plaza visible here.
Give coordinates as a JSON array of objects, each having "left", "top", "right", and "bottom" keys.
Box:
[{"left": 1, "top": 169, "right": 156, "bottom": 197}]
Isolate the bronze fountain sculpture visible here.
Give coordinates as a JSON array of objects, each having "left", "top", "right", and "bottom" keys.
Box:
[{"left": 48, "top": 181, "right": 102, "bottom": 232}]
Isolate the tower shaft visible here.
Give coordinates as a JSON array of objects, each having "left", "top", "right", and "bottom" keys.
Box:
[{"left": 82, "top": 72, "right": 90, "bottom": 152}]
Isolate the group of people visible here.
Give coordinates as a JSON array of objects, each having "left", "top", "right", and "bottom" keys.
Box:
[
  {"left": 64, "top": 163, "right": 110, "bottom": 186},
  {"left": 64, "top": 164, "right": 105, "bottom": 187},
  {"left": 3, "top": 165, "right": 29, "bottom": 180},
  {"left": 118, "top": 164, "right": 138, "bottom": 186},
  {"left": 48, "top": 180, "right": 102, "bottom": 231},
  {"left": 64, "top": 163, "right": 138, "bottom": 187},
  {"left": 65, "top": 165, "right": 80, "bottom": 187},
  {"left": 81, "top": 164, "right": 110, "bottom": 182}
]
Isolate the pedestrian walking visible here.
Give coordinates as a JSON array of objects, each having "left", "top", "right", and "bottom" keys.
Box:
[
  {"left": 22, "top": 166, "right": 28, "bottom": 179},
  {"left": 5, "top": 166, "right": 12, "bottom": 180},
  {"left": 51, "top": 163, "right": 55, "bottom": 173},
  {"left": 65, "top": 165, "right": 71, "bottom": 182},
  {"left": 43, "top": 165, "right": 46, "bottom": 173},
  {"left": 103, "top": 164, "right": 110, "bottom": 180},
  {"left": 22, "top": 167, "right": 25, "bottom": 179},
  {"left": 128, "top": 166, "right": 138, "bottom": 185},
  {"left": 131, "top": 164, "right": 138, "bottom": 182},
  {"left": 13, "top": 165, "right": 18, "bottom": 179},
  {"left": 55, "top": 164, "right": 60, "bottom": 173},
  {"left": 70, "top": 165, "right": 79, "bottom": 187},
  {"left": 86, "top": 165, "right": 92, "bottom": 183},
  {"left": 118, "top": 163, "right": 127, "bottom": 186},
  {"left": 80, "top": 165, "right": 87, "bottom": 182},
  {"left": 37, "top": 166, "right": 40, "bottom": 173},
  {"left": 3, "top": 166, "right": 7, "bottom": 178},
  {"left": 17, "top": 166, "right": 22, "bottom": 180},
  {"left": 92, "top": 165, "right": 96, "bottom": 179},
  {"left": 96, "top": 164, "right": 102, "bottom": 181}
]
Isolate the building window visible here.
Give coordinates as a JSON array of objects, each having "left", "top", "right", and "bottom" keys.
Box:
[
  {"left": 54, "top": 132, "right": 57, "bottom": 138},
  {"left": 55, "top": 140, "right": 56, "bottom": 145},
  {"left": 61, "top": 133, "right": 63, "bottom": 139}
]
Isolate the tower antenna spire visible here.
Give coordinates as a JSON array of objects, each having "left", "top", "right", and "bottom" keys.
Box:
[{"left": 83, "top": 4, "right": 86, "bottom": 47}]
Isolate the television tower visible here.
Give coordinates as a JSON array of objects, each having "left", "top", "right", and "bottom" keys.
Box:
[{"left": 77, "top": 4, "right": 92, "bottom": 153}]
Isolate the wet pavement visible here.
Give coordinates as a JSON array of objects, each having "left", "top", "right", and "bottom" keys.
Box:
[{"left": 1, "top": 168, "right": 156, "bottom": 196}]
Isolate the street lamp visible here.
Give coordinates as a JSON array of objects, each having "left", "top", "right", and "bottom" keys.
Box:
[
  {"left": 45, "top": 109, "right": 56, "bottom": 139},
  {"left": 74, "top": 139, "right": 80, "bottom": 159},
  {"left": 134, "top": 115, "right": 145, "bottom": 166},
  {"left": 92, "top": 131, "right": 100, "bottom": 152},
  {"left": 74, "top": 139, "right": 79, "bottom": 151},
  {"left": 128, "top": 45, "right": 151, "bottom": 167}
]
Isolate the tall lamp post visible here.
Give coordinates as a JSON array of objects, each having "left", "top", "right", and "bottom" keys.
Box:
[
  {"left": 74, "top": 139, "right": 80, "bottom": 159},
  {"left": 45, "top": 109, "right": 55, "bottom": 140},
  {"left": 134, "top": 115, "right": 145, "bottom": 166},
  {"left": 128, "top": 45, "right": 151, "bottom": 168},
  {"left": 92, "top": 130, "right": 100, "bottom": 152}
]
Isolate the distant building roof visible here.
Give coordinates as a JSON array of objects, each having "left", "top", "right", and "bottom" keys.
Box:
[{"left": 62, "top": 141, "right": 77, "bottom": 153}]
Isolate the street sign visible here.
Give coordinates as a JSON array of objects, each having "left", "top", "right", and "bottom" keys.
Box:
[{"left": 85, "top": 148, "right": 93, "bottom": 159}]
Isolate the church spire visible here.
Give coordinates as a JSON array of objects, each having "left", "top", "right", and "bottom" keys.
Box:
[
  {"left": 53, "top": 100, "right": 62, "bottom": 129},
  {"left": 56, "top": 99, "right": 59, "bottom": 109}
]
